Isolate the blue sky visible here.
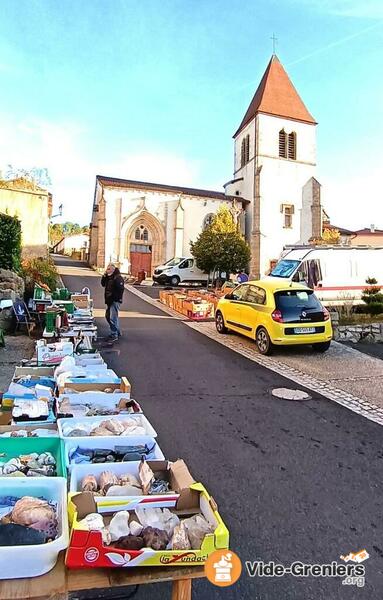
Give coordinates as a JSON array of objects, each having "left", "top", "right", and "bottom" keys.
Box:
[{"left": 0, "top": 0, "right": 382, "bottom": 229}]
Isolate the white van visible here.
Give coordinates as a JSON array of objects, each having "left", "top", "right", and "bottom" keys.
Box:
[
  {"left": 267, "top": 246, "right": 383, "bottom": 304},
  {"left": 153, "top": 257, "right": 208, "bottom": 286}
]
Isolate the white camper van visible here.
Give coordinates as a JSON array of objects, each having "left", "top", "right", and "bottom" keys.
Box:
[
  {"left": 153, "top": 257, "right": 208, "bottom": 286},
  {"left": 268, "top": 247, "right": 383, "bottom": 304}
]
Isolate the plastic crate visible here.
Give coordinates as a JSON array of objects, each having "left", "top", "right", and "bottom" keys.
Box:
[{"left": 0, "top": 436, "right": 66, "bottom": 476}]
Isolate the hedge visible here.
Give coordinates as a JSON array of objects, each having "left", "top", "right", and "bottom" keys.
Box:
[{"left": 0, "top": 213, "right": 22, "bottom": 271}]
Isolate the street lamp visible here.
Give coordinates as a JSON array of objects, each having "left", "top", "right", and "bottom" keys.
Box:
[{"left": 50, "top": 204, "right": 63, "bottom": 220}]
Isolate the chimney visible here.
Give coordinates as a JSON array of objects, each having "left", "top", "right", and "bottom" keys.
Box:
[{"left": 370, "top": 224, "right": 375, "bottom": 233}]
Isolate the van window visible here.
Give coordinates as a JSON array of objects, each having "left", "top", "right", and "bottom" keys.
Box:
[
  {"left": 293, "top": 259, "right": 322, "bottom": 288},
  {"left": 271, "top": 259, "right": 300, "bottom": 278},
  {"left": 179, "top": 259, "right": 193, "bottom": 269},
  {"left": 245, "top": 285, "right": 266, "bottom": 305},
  {"left": 164, "top": 257, "right": 183, "bottom": 267}
]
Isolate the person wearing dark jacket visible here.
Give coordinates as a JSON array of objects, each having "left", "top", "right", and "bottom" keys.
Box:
[{"left": 101, "top": 263, "right": 125, "bottom": 340}]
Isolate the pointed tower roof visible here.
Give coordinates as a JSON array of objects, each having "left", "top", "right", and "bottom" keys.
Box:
[{"left": 234, "top": 55, "right": 317, "bottom": 137}]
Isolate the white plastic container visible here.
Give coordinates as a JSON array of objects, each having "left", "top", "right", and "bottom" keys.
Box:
[
  {"left": 57, "top": 391, "right": 132, "bottom": 411},
  {"left": 0, "top": 477, "right": 68, "bottom": 579},
  {"left": 58, "top": 414, "right": 157, "bottom": 440},
  {"left": 64, "top": 436, "right": 165, "bottom": 471}
]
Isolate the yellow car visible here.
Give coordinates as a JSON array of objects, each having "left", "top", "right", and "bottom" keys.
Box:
[{"left": 215, "top": 279, "right": 332, "bottom": 355}]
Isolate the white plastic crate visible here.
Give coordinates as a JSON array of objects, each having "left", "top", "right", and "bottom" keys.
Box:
[{"left": 0, "top": 477, "right": 68, "bottom": 579}]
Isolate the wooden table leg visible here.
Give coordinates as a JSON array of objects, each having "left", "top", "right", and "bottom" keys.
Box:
[{"left": 171, "top": 578, "right": 192, "bottom": 600}]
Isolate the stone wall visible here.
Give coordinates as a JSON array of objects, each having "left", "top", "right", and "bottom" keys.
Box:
[
  {"left": 0, "top": 268, "right": 24, "bottom": 300},
  {"left": 0, "top": 269, "right": 24, "bottom": 332},
  {"left": 333, "top": 322, "right": 383, "bottom": 343}
]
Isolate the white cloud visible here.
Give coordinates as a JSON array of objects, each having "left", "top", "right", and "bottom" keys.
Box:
[{"left": 0, "top": 116, "right": 204, "bottom": 225}]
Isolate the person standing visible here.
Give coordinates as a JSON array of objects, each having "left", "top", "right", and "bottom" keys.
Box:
[
  {"left": 101, "top": 263, "right": 125, "bottom": 341},
  {"left": 236, "top": 270, "right": 249, "bottom": 283}
]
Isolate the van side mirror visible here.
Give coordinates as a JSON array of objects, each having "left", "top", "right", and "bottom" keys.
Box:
[{"left": 225, "top": 293, "right": 234, "bottom": 300}]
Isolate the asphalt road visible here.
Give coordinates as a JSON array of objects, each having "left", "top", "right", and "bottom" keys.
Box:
[{"left": 59, "top": 258, "right": 383, "bottom": 600}]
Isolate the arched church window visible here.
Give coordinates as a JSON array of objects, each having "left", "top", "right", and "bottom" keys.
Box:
[
  {"left": 134, "top": 227, "right": 141, "bottom": 240},
  {"left": 142, "top": 227, "right": 149, "bottom": 241},
  {"left": 245, "top": 135, "right": 250, "bottom": 163},
  {"left": 240, "top": 135, "right": 250, "bottom": 167},
  {"left": 203, "top": 213, "right": 215, "bottom": 230},
  {"left": 279, "top": 129, "right": 287, "bottom": 158},
  {"left": 288, "top": 132, "right": 296, "bottom": 160}
]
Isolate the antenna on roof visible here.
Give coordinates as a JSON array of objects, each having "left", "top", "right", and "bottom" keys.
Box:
[{"left": 270, "top": 33, "right": 278, "bottom": 55}]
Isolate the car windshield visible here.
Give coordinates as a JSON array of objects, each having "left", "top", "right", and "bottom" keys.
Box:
[
  {"left": 163, "top": 257, "right": 184, "bottom": 267},
  {"left": 275, "top": 290, "right": 321, "bottom": 310},
  {"left": 270, "top": 260, "right": 300, "bottom": 278}
]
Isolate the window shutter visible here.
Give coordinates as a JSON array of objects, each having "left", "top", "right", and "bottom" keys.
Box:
[{"left": 279, "top": 130, "right": 287, "bottom": 158}]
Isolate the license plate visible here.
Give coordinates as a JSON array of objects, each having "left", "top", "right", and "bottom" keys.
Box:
[{"left": 294, "top": 327, "right": 316, "bottom": 334}]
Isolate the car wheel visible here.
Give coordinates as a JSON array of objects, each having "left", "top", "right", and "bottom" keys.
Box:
[
  {"left": 170, "top": 275, "right": 180, "bottom": 286},
  {"left": 256, "top": 327, "right": 274, "bottom": 355},
  {"left": 312, "top": 341, "right": 331, "bottom": 353},
  {"left": 215, "top": 311, "right": 228, "bottom": 334}
]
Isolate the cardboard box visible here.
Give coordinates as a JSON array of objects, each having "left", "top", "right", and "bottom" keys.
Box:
[
  {"left": 71, "top": 294, "right": 91, "bottom": 309},
  {"left": 58, "top": 376, "right": 131, "bottom": 395},
  {"left": 37, "top": 342, "right": 74, "bottom": 365},
  {"left": 65, "top": 482, "right": 229, "bottom": 569},
  {"left": 56, "top": 392, "right": 139, "bottom": 418},
  {"left": 0, "top": 423, "right": 58, "bottom": 437},
  {"left": 14, "top": 366, "right": 55, "bottom": 378},
  {"left": 69, "top": 459, "right": 197, "bottom": 509}
]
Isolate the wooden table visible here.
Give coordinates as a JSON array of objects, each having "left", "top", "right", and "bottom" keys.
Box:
[{"left": 0, "top": 553, "right": 206, "bottom": 600}]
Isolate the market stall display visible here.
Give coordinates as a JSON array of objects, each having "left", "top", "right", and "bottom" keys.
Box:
[{"left": 0, "top": 283, "right": 230, "bottom": 600}]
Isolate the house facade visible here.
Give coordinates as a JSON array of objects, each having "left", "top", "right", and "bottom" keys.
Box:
[{"left": 0, "top": 177, "right": 52, "bottom": 256}]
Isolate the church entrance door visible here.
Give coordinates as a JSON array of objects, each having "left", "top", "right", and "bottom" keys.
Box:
[{"left": 130, "top": 243, "right": 152, "bottom": 277}]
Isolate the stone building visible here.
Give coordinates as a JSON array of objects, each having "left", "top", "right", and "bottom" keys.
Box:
[
  {"left": 0, "top": 177, "right": 52, "bottom": 256},
  {"left": 225, "top": 54, "right": 322, "bottom": 277},
  {"left": 89, "top": 177, "right": 246, "bottom": 276},
  {"left": 90, "top": 54, "right": 323, "bottom": 277}
]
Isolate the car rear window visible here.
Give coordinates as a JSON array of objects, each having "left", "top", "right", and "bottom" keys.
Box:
[{"left": 275, "top": 290, "right": 321, "bottom": 310}]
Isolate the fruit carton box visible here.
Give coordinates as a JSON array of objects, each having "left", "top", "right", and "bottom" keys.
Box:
[{"left": 65, "top": 483, "right": 229, "bottom": 569}]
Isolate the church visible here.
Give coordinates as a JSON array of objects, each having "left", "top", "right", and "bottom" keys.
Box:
[{"left": 89, "top": 54, "right": 323, "bottom": 278}]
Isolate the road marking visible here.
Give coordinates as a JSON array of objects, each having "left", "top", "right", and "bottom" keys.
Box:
[{"left": 126, "top": 285, "right": 383, "bottom": 427}]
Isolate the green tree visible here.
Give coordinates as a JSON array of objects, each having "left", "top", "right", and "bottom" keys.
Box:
[
  {"left": 210, "top": 205, "right": 237, "bottom": 234},
  {"left": 361, "top": 277, "right": 383, "bottom": 315},
  {"left": 312, "top": 227, "right": 341, "bottom": 245},
  {"left": 0, "top": 213, "right": 22, "bottom": 271},
  {"left": 191, "top": 206, "right": 250, "bottom": 279}
]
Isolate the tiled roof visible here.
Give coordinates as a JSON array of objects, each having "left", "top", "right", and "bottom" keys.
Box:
[
  {"left": 325, "top": 224, "right": 355, "bottom": 235},
  {"left": 234, "top": 55, "right": 316, "bottom": 137},
  {"left": 96, "top": 175, "right": 248, "bottom": 203},
  {"left": 354, "top": 228, "right": 383, "bottom": 235}
]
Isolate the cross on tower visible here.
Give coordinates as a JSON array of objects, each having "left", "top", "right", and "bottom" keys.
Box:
[{"left": 270, "top": 33, "right": 278, "bottom": 55}]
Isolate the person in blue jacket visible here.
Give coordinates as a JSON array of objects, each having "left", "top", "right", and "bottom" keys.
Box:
[{"left": 236, "top": 270, "right": 249, "bottom": 283}]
